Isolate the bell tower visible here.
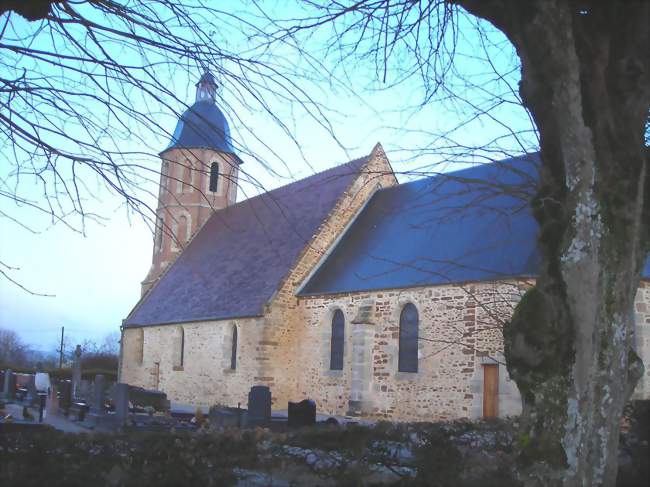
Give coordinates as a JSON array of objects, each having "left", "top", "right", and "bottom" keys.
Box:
[{"left": 141, "top": 71, "right": 242, "bottom": 296}]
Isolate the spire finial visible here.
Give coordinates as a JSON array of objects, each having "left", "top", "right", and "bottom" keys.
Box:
[{"left": 195, "top": 70, "right": 217, "bottom": 103}]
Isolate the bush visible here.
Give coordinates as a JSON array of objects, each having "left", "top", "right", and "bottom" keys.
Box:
[{"left": 0, "top": 429, "right": 258, "bottom": 486}]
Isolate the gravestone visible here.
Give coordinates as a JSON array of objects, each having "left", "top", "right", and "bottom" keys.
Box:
[
  {"left": 59, "top": 381, "right": 72, "bottom": 415},
  {"left": 209, "top": 405, "right": 246, "bottom": 428},
  {"left": 79, "top": 380, "right": 91, "bottom": 401},
  {"left": 114, "top": 383, "right": 130, "bottom": 428},
  {"left": 47, "top": 384, "right": 59, "bottom": 417},
  {"left": 2, "top": 369, "right": 15, "bottom": 399},
  {"left": 288, "top": 399, "right": 316, "bottom": 428},
  {"left": 247, "top": 386, "right": 271, "bottom": 427},
  {"left": 91, "top": 375, "right": 106, "bottom": 414},
  {"left": 129, "top": 386, "right": 169, "bottom": 411},
  {"left": 26, "top": 375, "right": 38, "bottom": 405},
  {"left": 72, "top": 345, "right": 82, "bottom": 398}
]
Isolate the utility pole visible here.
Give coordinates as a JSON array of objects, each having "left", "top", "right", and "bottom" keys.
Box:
[{"left": 59, "top": 326, "right": 64, "bottom": 369}]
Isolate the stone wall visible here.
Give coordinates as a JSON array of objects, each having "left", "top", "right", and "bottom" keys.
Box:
[
  {"left": 255, "top": 144, "right": 399, "bottom": 409},
  {"left": 120, "top": 316, "right": 262, "bottom": 407},
  {"left": 120, "top": 278, "right": 650, "bottom": 417},
  {"left": 290, "top": 280, "right": 529, "bottom": 421}
]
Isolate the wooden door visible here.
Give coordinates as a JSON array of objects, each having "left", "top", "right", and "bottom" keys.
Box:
[{"left": 483, "top": 364, "right": 499, "bottom": 419}]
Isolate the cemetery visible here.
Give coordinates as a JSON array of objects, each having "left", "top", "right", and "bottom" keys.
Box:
[{"left": 1, "top": 362, "right": 648, "bottom": 486}]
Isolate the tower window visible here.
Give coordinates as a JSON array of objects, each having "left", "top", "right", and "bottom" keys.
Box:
[
  {"left": 209, "top": 162, "right": 219, "bottom": 193},
  {"left": 155, "top": 216, "right": 164, "bottom": 252},
  {"left": 230, "top": 325, "right": 238, "bottom": 370},
  {"left": 398, "top": 303, "right": 419, "bottom": 373},
  {"left": 330, "top": 309, "right": 345, "bottom": 370},
  {"left": 183, "top": 162, "right": 192, "bottom": 192},
  {"left": 177, "top": 215, "right": 188, "bottom": 245}
]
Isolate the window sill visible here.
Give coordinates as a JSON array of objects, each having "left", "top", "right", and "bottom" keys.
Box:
[
  {"left": 395, "top": 371, "right": 419, "bottom": 381},
  {"left": 173, "top": 366, "right": 184, "bottom": 372},
  {"left": 222, "top": 368, "right": 236, "bottom": 374},
  {"left": 323, "top": 370, "right": 343, "bottom": 378}
]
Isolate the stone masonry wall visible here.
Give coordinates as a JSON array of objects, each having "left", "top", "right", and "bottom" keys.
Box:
[
  {"left": 120, "top": 278, "right": 649, "bottom": 415},
  {"left": 120, "top": 316, "right": 262, "bottom": 407},
  {"left": 255, "top": 144, "right": 399, "bottom": 408},
  {"left": 292, "top": 280, "right": 529, "bottom": 421}
]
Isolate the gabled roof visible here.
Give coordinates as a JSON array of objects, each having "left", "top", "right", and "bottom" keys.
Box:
[
  {"left": 124, "top": 155, "right": 370, "bottom": 327},
  {"left": 300, "top": 154, "right": 650, "bottom": 296}
]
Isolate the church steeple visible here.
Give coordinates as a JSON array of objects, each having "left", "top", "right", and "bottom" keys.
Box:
[
  {"left": 195, "top": 71, "right": 217, "bottom": 103},
  {"left": 140, "top": 70, "right": 241, "bottom": 296}
]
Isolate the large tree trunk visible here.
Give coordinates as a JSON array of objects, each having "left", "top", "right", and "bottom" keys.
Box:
[{"left": 458, "top": 1, "right": 649, "bottom": 485}]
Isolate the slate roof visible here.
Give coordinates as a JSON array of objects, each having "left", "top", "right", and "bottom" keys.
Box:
[
  {"left": 300, "top": 154, "right": 650, "bottom": 295},
  {"left": 124, "top": 155, "right": 369, "bottom": 327},
  {"left": 164, "top": 101, "right": 236, "bottom": 155}
]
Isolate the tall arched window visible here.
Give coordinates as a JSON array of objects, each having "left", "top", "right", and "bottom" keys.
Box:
[
  {"left": 230, "top": 325, "right": 238, "bottom": 370},
  {"left": 180, "top": 326, "right": 185, "bottom": 367},
  {"left": 398, "top": 303, "right": 419, "bottom": 373},
  {"left": 136, "top": 328, "right": 144, "bottom": 365},
  {"left": 330, "top": 309, "right": 345, "bottom": 370},
  {"left": 174, "top": 326, "right": 185, "bottom": 369},
  {"left": 183, "top": 162, "right": 192, "bottom": 192},
  {"left": 161, "top": 161, "right": 169, "bottom": 195},
  {"left": 155, "top": 216, "right": 164, "bottom": 252},
  {"left": 209, "top": 162, "right": 219, "bottom": 192},
  {"left": 177, "top": 215, "right": 188, "bottom": 244}
]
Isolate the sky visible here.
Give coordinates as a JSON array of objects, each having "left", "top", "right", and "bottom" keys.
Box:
[{"left": 0, "top": 3, "right": 535, "bottom": 351}]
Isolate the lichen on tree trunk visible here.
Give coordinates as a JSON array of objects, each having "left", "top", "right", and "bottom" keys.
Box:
[{"left": 457, "top": 1, "right": 649, "bottom": 485}]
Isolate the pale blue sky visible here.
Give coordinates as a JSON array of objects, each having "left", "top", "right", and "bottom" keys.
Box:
[{"left": 0, "top": 3, "right": 535, "bottom": 351}]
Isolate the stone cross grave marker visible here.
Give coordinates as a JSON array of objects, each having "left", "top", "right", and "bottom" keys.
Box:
[
  {"left": 72, "top": 345, "right": 82, "bottom": 398},
  {"left": 92, "top": 374, "right": 107, "bottom": 414}
]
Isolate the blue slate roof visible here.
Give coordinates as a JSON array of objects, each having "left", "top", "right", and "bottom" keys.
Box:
[
  {"left": 124, "top": 155, "right": 369, "bottom": 327},
  {"left": 164, "top": 100, "right": 236, "bottom": 155},
  {"left": 300, "top": 154, "right": 650, "bottom": 295}
]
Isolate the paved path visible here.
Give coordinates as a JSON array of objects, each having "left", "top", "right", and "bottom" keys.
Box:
[{"left": 4, "top": 402, "right": 89, "bottom": 433}]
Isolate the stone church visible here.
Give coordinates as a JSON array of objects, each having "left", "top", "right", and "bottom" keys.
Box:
[{"left": 119, "top": 73, "right": 650, "bottom": 421}]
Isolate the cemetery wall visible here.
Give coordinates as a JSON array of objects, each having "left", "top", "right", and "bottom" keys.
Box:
[{"left": 120, "top": 316, "right": 262, "bottom": 407}]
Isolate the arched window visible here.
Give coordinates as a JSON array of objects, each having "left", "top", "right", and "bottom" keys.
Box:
[
  {"left": 136, "top": 328, "right": 144, "bottom": 365},
  {"left": 230, "top": 325, "right": 238, "bottom": 370},
  {"left": 177, "top": 215, "right": 188, "bottom": 244},
  {"left": 161, "top": 161, "right": 169, "bottom": 195},
  {"left": 398, "top": 303, "right": 419, "bottom": 373},
  {"left": 174, "top": 326, "right": 185, "bottom": 369},
  {"left": 330, "top": 309, "right": 345, "bottom": 370},
  {"left": 155, "top": 216, "right": 164, "bottom": 252},
  {"left": 209, "top": 162, "right": 219, "bottom": 192},
  {"left": 183, "top": 162, "right": 192, "bottom": 192},
  {"left": 180, "top": 327, "right": 185, "bottom": 367}
]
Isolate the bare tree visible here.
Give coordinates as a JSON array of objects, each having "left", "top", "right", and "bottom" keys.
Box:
[
  {"left": 2, "top": 1, "right": 648, "bottom": 485},
  {"left": 261, "top": 2, "right": 649, "bottom": 486},
  {"left": 0, "top": 327, "right": 30, "bottom": 368},
  {"left": 0, "top": 1, "right": 339, "bottom": 293}
]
